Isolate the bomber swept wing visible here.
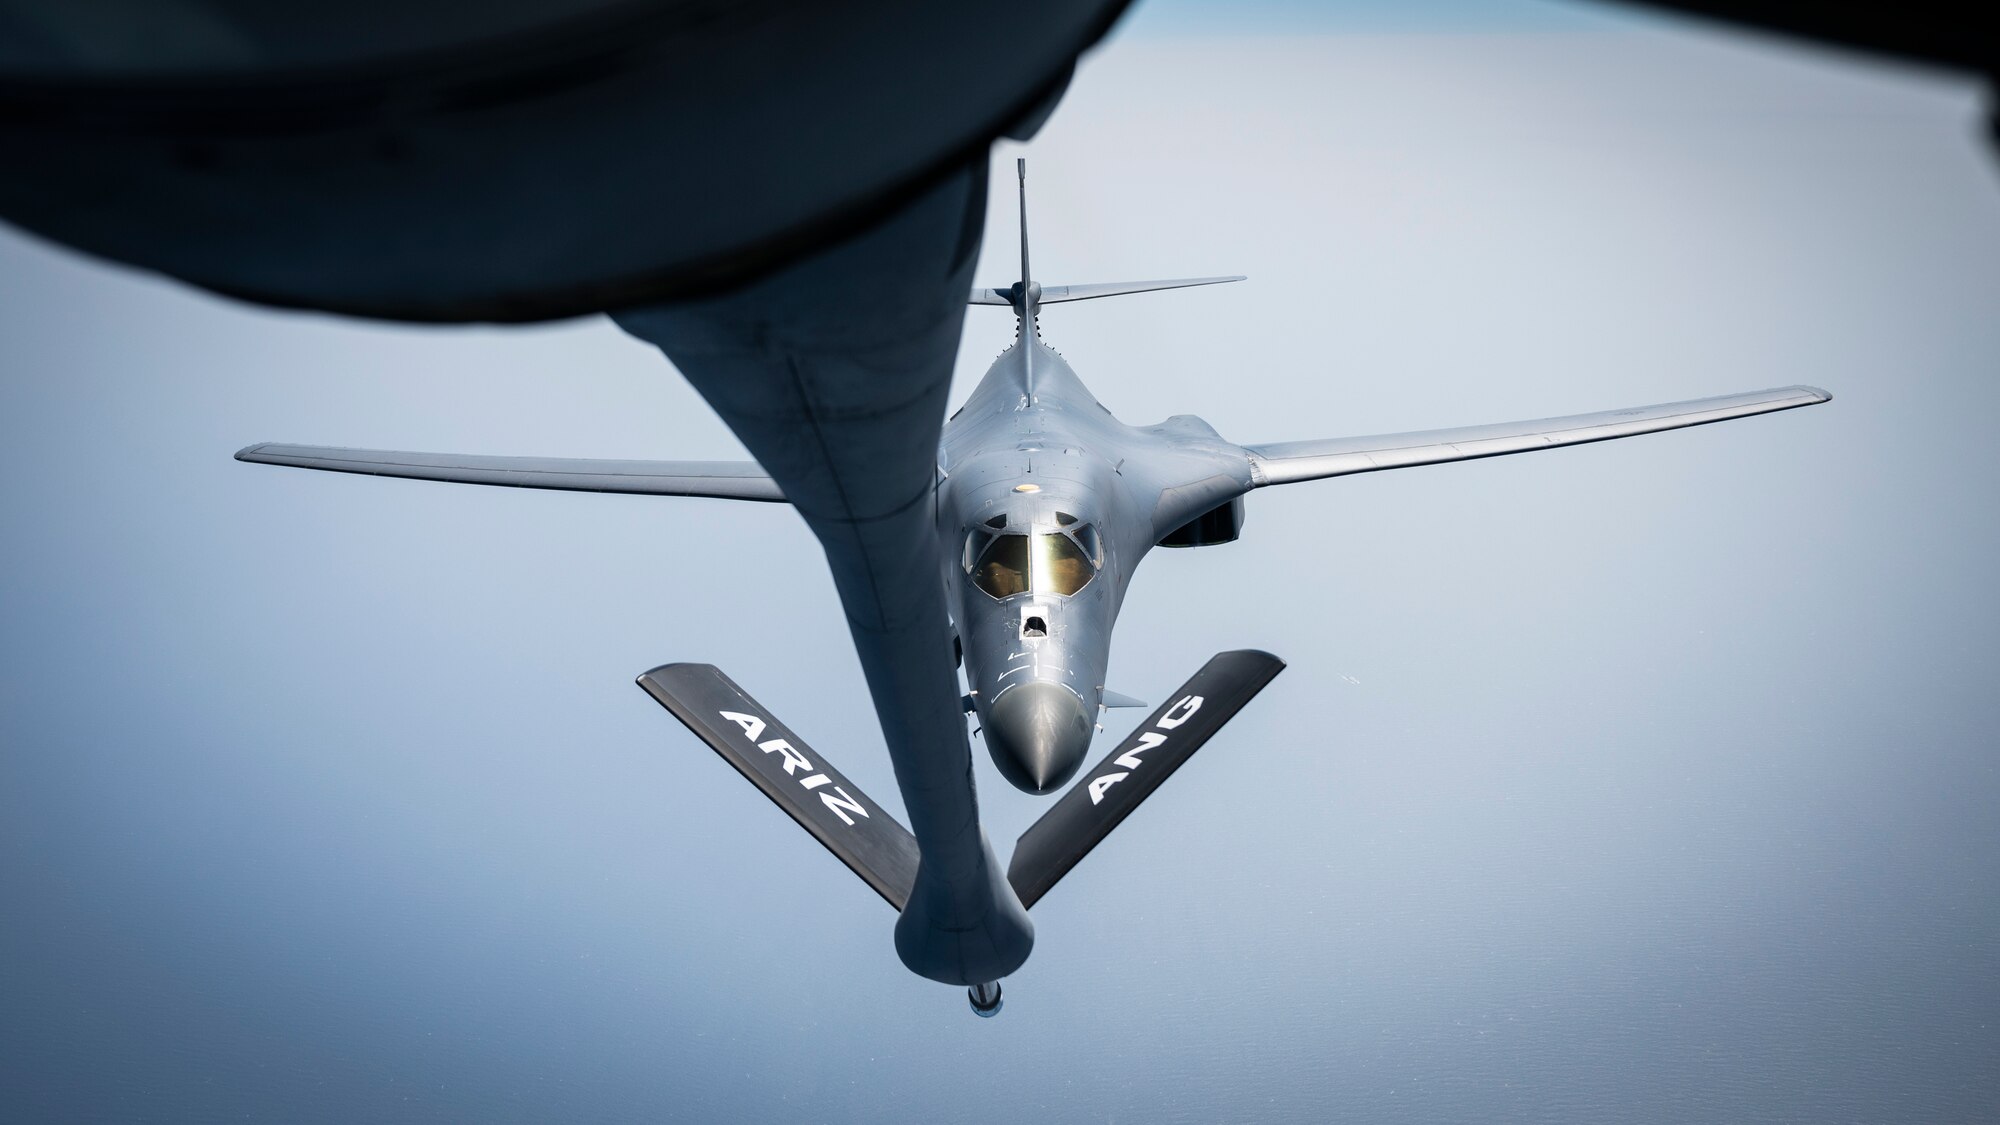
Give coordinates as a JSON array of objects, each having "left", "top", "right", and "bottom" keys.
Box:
[
  {"left": 235, "top": 444, "right": 784, "bottom": 501},
  {"left": 1242, "top": 385, "right": 1829, "bottom": 488}
]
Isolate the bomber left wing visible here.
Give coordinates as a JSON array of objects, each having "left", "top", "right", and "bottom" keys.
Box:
[
  {"left": 1243, "top": 385, "right": 1829, "bottom": 488},
  {"left": 236, "top": 444, "right": 784, "bottom": 501}
]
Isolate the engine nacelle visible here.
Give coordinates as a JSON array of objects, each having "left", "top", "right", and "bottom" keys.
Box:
[{"left": 1157, "top": 496, "right": 1244, "bottom": 548}]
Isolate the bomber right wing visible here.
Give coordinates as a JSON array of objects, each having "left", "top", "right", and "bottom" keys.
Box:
[
  {"left": 1243, "top": 385, "right": 1829, "bottom": 488},
  {"left": 236, "top": 443, "right": 785, "bottom": 501}
]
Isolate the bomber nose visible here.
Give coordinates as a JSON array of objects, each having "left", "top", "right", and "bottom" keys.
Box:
[{"left": 986, "top": 682, "right": 1093, "bottom": 794}]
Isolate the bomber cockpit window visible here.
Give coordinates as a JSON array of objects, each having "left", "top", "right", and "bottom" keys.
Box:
[
  {"left": 971, "top": 534, "right": 1031, "bottom": 598},
  {"left": 965, "top": 523, "right": 1104, "bottom": 599},
  {"left": 1034, "top": 532, "right": 1093, "bottom": 596},
  {"left": 1071, "top": 524, "right": 1104, "bottom": 569}
]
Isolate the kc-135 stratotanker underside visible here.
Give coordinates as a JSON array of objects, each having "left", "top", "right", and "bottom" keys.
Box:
[{"left": 238, "top": 162, "right": 1828, "bottom": 1014}]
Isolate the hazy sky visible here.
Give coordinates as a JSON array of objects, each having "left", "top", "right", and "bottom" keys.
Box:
[{"left": 5, "top": 3, "right": 1997, "bottom": 1122}]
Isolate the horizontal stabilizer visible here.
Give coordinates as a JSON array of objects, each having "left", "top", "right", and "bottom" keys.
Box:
[
  {"left": 1098, "top": 690, "right": 1148, "bottom": 709},
  {"left": 1008, "top": 650, "right": 1285, "bottom": 910},
  {"left": 1245, "top": 385, "right": 1829, "bottom": 487},
  {"left": 238, "top": 443, "right": 785, "bottom": 501},
  {"left": 637, "top": 663, "right": 919, "bottom": 910},
  {"left": 969, "top": 276, "right": 1244, "bottom": 306}
]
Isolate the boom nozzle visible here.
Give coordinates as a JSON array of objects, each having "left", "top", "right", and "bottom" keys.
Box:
[{"left": 968, "top": 980, "right": 1004, "bottom": 1017}]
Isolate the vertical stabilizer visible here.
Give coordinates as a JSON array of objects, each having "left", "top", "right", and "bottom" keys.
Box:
[
  {"left": 965, "top": 161, "right": 1243, "bottom": 314},
  {"left": 1013, "top": 159, "right": 1041, "bottom": 330},
  {"left": 1014, "top": 158, "right": 1041, "bottom": 393}
]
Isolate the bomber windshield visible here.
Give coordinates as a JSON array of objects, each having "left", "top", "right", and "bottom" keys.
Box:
[
  {"left": 967, "top": 525, "right": 1102, "bottom": 599},
  {"left": 971, "top": 533, "right": 1031, "bottom": 598},
  {"left": 1034, "top": 532, "right": 1092, "bottom": 596}
]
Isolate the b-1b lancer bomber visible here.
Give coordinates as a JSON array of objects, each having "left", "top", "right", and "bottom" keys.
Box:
[{"left": 238, "top": 161, "right": 1829, "bottom": 1013}]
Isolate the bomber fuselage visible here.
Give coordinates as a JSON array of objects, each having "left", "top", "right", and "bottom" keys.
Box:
[{"left": 937, "top": 332, "right": 1251, "bottom": 793}]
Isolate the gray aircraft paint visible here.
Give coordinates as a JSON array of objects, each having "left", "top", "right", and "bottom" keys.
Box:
[
  {"left": 939, "top": 297, "right": 1258, "bottom": 795},
  {"left": 236, "top": 161, "right": 1828, "bottom": 1001},
  {"left": 937, "top": 168, "right": 1823, "bottom": 802}
]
